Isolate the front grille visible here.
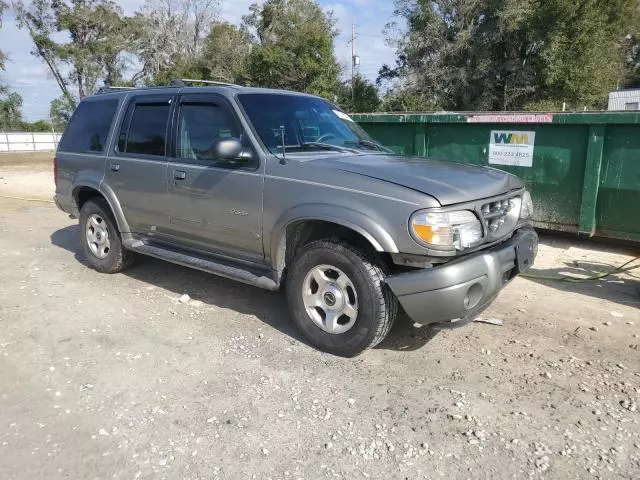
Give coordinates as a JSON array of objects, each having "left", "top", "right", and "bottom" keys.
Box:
[{"left": 479, "top": 195, "right": 521, "bottom": 241}]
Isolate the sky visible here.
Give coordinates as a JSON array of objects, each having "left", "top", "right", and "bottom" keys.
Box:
[{"left": 0, "top": 0, "right": 398, "bottom": 121}]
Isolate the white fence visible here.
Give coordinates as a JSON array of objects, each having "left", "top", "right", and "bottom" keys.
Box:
[{"left": 0, "top": 132, "right": 62, "bottom": 152}]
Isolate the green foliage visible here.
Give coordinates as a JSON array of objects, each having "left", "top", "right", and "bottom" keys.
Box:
[
  {"left": 0, "top": 87, "right": 56, "bottom": 131},
  {"left": 147, "top": 21, "right": 252, "bottom": 86},
  {"left": 535, "top": 0, "right": 638, "bottom": 109},
  {"left": 0, "top": 87, "right": 24, "bottom": 130},
  {"left": 380, "top": 88, "right": 438, "bottom": 113},
  {"left": 382, "top": 0, "right": 640, "bottom": 111},
  {"left": 14, "top": 0, "right": 137, "bottom": 103},
  {"left": 243, "top": 0, "right": 340, "bottom": 98},
  {"left": 133, "top": 0, "right": 221, "bottom": 84},
  {"left": 336, "top": 75, "right": 381, "bottom": 113},
  {"left": 50, "top": 95, "right": 75, "bottom": 130},
  {"left": 201, "top": 22, "right": 252, "bottom": 83},
  {"left": 0, "top": 0, "right": 7, "bottom": 69},
  {"left": 23, "top": 119, "right": 54, "bottom": 131}
]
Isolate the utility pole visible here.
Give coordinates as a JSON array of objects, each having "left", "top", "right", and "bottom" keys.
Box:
[{"left": 351, "top": 23, "right": 357, "bottom": 103}]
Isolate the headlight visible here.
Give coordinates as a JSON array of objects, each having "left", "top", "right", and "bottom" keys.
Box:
[
  {"left": 410, "top": 210, "right": 483, "bottom": 250},
  {"left": 520, "top": 191, "right": 534, "bottom": 219}
]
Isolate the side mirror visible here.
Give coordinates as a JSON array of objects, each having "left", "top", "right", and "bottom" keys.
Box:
[{"left": 213, "top": 138, "right": 243, "bottom": 160}]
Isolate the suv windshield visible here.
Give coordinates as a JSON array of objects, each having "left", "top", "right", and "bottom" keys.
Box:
[{"left": 237, "top": 93, "right": 390, "bottom": 156}]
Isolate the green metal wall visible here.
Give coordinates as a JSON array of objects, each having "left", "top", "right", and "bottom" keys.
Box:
[{"left": 352, "top": 112, "right": 640, "bottom": 242}]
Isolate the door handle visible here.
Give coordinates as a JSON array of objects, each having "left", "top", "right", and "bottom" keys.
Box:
[
  {"left": 174, "top": 170, "right": 187, "bottom": 180},
  {"left": 110, "top": 163, "right": 120, "bottom": 172}
]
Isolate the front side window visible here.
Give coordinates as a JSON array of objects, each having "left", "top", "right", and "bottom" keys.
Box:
[
  {"left": 118, "top": 101, "right": 171, "bottom": 156},
  {"left": 237, "top": 93, "right": 389, "bottom": 156},
  {"left": 177, "top": 102, "right": 240, "bottom": 161},
  {"left": 59, "top": 99, "right": 119, "bottom": 153}
]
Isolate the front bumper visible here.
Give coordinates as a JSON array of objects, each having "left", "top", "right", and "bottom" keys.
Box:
[{"left": 385, "top": 227, "right": 538, "bottom": 328}]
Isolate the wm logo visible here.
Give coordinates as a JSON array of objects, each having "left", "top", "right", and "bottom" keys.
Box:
[{"left": 494, "top": 132, "right": 529, "bottom": 144}]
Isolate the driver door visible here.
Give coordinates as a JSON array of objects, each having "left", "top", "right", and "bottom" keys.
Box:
[{"left": 162, "top": 93, "right": 264, "bottom": 264}]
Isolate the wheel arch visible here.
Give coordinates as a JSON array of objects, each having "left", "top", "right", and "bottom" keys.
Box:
[
  {"left": 270, "top": 204, "right": 398, "bottom": 283},
  {"left": 72, "top": 182, "right": 130, "bottom": 234}
]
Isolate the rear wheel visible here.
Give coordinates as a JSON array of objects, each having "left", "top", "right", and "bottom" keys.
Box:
[
  {"left": 286, "top": 239, "right": 397, "bottom": 357},
  {"left": 79, "top": 198, "right": 134, "bottom": 273}
]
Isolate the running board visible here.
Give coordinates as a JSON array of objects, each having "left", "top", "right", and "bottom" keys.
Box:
[{"left": 127, "top": 242, "right": 278, "bottom": 291}]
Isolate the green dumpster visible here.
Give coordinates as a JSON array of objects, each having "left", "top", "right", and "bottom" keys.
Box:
[{"left": 352, "top": 112, "right": 640, "bottom": 242}]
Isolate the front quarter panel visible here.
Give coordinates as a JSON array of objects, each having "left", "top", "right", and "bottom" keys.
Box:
[{"left": 263, "top": 156, "right": 439, "bottom": 266}]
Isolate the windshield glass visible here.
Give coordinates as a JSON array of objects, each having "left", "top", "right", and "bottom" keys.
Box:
[{"left": 237, "top": 93, "right": 389, "bottom": 156}]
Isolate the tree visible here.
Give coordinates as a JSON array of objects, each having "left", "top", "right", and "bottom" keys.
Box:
[
  {"left": 200, "top": 22, "right": 252, "bottom": 83},
  {"left": 380, "top": 0, "right": 544, "bottom": 111},
  {"left": 0, "top": 0, "right": 7, "bottom": 68},
  {"left": 23, "top": 119, "right": 54, "bottom": 131},
  {"left": 380, "top": 87, "right": 436, "bottom": 112},
  {"left": 14, "top": 0, "right": 137, "bottom": 103},
  {"left": 621, "top": 32, "right": 640, "bottom": 88},
  {"left": 148, "top": 21, "right": 252, "bottom": 86},
  {"left": 0, "top": 87, "right": 24, "bottom": 130},
  {"left": 243, "top": 0, "right": 340, "bottom": 98},
  {"left": 0, "top": 0, "right": 24, "bottom": 130},
  {"left": 336, "top": 75, "right": 381, "bottom": 112},
  {"left": 50, "top": 95, "right": 75, "bottom": 130},
  {"left": 381, "top": 0, "right": 640, "bottom": 112},
  {"left": 134, "top": 0, "right": 220, "bottom": 83},
  {"left": 533, "top": 0, "right": 640, "bottom": 110}
]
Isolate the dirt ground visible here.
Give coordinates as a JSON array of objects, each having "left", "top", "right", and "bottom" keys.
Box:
[{"left": 0, "top": 153, "right": 639, "bottom": 480}]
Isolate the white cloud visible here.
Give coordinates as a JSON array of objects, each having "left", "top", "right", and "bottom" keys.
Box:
[
  {"left": 2, "top": 0, "right": 399, "bottom": 121},
  {"left": 221, "top": 0, "right": 254, "bottom": 24}
]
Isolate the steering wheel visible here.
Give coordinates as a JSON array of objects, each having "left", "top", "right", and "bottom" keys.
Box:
[{"left": 315, "top": 133, "right": 337, "bottom": 143}]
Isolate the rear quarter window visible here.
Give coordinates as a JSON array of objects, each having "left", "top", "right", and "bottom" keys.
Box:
[{"left": 59, "top": 99, "right": 119, "bottom": 153}]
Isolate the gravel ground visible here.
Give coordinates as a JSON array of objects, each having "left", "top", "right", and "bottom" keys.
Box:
[{"left": 0, "top": 155, "right": 639, "bottom": 479}]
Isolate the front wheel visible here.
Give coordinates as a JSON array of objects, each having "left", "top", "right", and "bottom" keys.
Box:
[{"left": 286, "top": 240, "right": 397, "bottom": 357}]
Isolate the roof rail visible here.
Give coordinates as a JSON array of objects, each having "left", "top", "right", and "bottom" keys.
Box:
[
  {"left": 95, "top": 78, "right": 242, "bottom": 96},
  {"left": 173, "top": 78, "right": 241, "bottom": 88},
  {"left": 96, "top": 85, "right": 137, "bottom": 94}
]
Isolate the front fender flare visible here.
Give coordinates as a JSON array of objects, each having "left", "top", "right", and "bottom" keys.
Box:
[{"left": 269, "top": 203, "right": 399, "bottom": 271}]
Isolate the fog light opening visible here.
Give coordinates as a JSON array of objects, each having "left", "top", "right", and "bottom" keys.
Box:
[{"left": 464, "top": 283, "right": 484, "bottom": 310}]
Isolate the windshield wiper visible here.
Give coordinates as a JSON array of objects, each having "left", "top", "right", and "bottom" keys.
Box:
[
  {"left": 301, "top": 142, "right": 360, "bottom": 153},
  {"left": 344, "top": 139, "right": 391, "bottom": 152}
]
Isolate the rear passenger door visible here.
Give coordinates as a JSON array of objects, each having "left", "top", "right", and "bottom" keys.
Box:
[
  {"left": 163, "top": 93, "right": 264, "bottom": 263},
  {"left": 106, "top": 94, "right": 174, "bottom": 234}
]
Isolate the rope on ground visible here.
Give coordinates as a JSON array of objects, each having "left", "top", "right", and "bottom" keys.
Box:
[
  {"left": 0, "top": 194, "right": 55, "bottom": 204},
  {"left": 521, "top": 256, "right": 640, "bottom": 283}
]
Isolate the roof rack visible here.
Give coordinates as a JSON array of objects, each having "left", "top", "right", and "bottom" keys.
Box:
[
  {"left": 96, "top": 85, "right": 137, "bottom": 94},
  {"left": 172, "top": 78, "right": 241, "bottom": 88},
  {"left": 95, "top": 78, "right": 242, "bottom": 95}
]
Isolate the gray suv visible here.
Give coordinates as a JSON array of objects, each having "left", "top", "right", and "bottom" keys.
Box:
[{"left": 54, "top": 82, "right": 538, "bottom": 357}]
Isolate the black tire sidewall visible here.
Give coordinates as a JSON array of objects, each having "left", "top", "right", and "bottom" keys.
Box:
[
  {"left": 79, "top": 199, "right": 125, "bottom": 273},
  {"left": 286, "top": 241, "right": 389, "bottom": 357}
]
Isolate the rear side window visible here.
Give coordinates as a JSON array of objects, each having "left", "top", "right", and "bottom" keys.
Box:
[
  {"left": 59, "top": 99, "right": 119, "bottom": 153},
  {"left": 118, "top": 101, "right": 171, "bottom": 156}
]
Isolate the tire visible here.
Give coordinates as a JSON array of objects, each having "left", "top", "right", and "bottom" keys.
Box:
[
  {"left": 79, "top": 197, "right": 134, "bottom": 274},
  {"left": 286, "top": 239, "right": 397, "bottom": 357}
]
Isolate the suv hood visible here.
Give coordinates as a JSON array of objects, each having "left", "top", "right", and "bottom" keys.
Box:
[{"left": 311, "top": 154, "right": 524, "bottom": 206}]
